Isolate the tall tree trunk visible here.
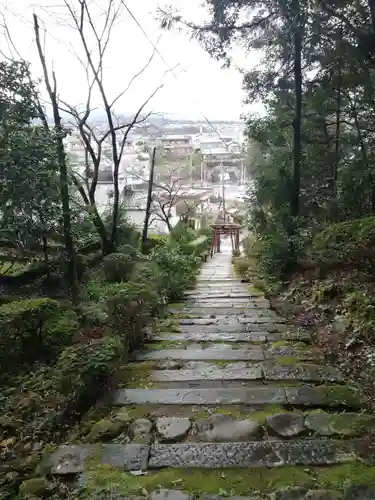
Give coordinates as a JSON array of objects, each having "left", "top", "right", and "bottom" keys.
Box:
[
  {"left": 369, "top": 0, "right": 375, "bottom": 32},
  {"left": 291, "top": 4, "right": 302, "bottom": 218},
  {"left": 142, "top": 147, "right": 156, "bottom": 252},
  {"left": 34, "top": 14, "right": 79, "bottom": 305},
  {"left": 333, "top": 51, "right": 342, "bottom": 197}
]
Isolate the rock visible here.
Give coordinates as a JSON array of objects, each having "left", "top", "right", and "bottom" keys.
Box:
[
  {"left": 156, "top": 417, "right": 191, "bottom": 442},
  {"left": 86, "top": 417, "right": 127, "bottom": 442},
  {"left": 111, "top": 387, "right": 287, "bottom": 405},
  {"left": 305, "top": 411, "right": 374, "bottom": 437},
  {"left": 113, "top": 408, "right": 133, "bottom": 424},
  {"left": 343, "top": 486, "right": 375, "bottom": 499},
  {"left": 267, "top": 413, "right": 305, "bottom": 437},
  {"left": 195, "top": 414, "right": 262, "bottom": 442},
  {"left": 305, "top": 491, "right": 339, "bottom": 499},
  {"left": 329, "top": 413, "right": 375, "bottom": 437},
  {"left": 270, "top": 487, "right": 307, "bottom": 500},
  {"left": 155, "top": 361, "right": 184, "bottom": 370},
  {"left": 129, "top": 418, "right": 153, "bottom": 444},
  {"left": 19, "top": 477, "right": 53, "bottom": 498},
  {"left": 151, "top": 489, "right": 193, "bottom": 500},
  {"left": 47, "top": 444, "right": 150, "bottom": 474}
]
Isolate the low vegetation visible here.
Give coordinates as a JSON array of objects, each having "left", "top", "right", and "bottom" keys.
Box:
[{"left": 0, "top": 220, "right": 210, "bottom": 500}]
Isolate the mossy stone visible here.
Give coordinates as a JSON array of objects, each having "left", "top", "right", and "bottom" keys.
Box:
[
  {"left": 329, "top": 413, "right": 375, "bottom": 436},
  {"left": 86, "top": 417, "right": 128, "bottom": 442},
  {"left": 19, "top": 477, "right": 53, "bottom": 498},
  {"left": 113, "top": 408, "right": 133, "bottom": 425}
]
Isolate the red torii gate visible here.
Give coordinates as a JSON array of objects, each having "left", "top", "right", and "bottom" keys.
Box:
[{"left": 210, "top": 222, "right": 241, "bottom": 256}]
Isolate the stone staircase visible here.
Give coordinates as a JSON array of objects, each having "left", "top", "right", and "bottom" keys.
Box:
[{"left": 44, "top": 244, "right": 375, "bottom": 499}]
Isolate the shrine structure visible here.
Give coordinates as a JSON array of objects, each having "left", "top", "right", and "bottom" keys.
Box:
[{"left": 210, "top": 211, "right": 241, "bottom": 256}]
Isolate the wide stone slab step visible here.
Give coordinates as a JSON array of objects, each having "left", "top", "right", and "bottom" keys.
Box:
[
  {"left": 148, "top": 439, "right": 371, "bottom": 468},
  {"left": 136, "top": 347, "right": 265, "bottom": 361},
  {"left": 87, "top": 487, "right": 375, "bottom": 500},
  {"left": 152, "top": 332, "right": 268, "bottom": 343},
  {"left": 151, "top": 362, "right": 344, "bottom": 383},
  {"left": 44, "top": 444, "right": 149, "bottom": 474},
  {"left": 185, "top": 292, "right": 256, "bottom": 298},
  {"left": 111, "top": 385, "right": 364, "bottom": 407},
  {"left": 111, "top": 387, "right": 287, "bottom": 405},
  {"left": 45, "top": 440, "right": 374, "bottom": 474},
  {"left": 152, "top": 365, "right": 264, "bottom": 382},
  {"left": 173, "top": 308, "right": 275, "bottom": 316}
]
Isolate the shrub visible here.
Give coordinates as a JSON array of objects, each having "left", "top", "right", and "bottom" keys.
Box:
[
  {"left": 153, "top": 244, "right": 198, "bottom": 301},
  {"left": 312, "top": 216, "right": 375, "bottom": 268},
  {"left": 233, "top": 256, "right": 250, "bottom": 278},
  {"left": 2, "top": 336, "right": 122, "bottom": 437},
  {"left": 106, "top": 281, "right": 159, "bottom": 352},
  {"left": 0, "top": 298, "right": 70, "bottom": 374},
  {"left": 103, "top": 252, "right": 134, "bottom": 283}
]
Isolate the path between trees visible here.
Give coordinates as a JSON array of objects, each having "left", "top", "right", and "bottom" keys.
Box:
[{"left": 45, "top": 243, "right": 375, "bottom": 499}]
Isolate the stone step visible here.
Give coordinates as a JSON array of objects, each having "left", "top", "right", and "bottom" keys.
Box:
[
  {"left": 185, "top": 292, "right": 256, "bottom": 298},
  {"left": 47, "top": 441, "right": 373, "bottom": 474},
  {"left": 152, "top": 332, "right": 268, "bottom": 342},
  {"left": 151, "top": 362, "right": 344, "bottom": 383},
  {"left": 152, "top": 365, "right": 264, "bottom": 382},
  {"left": 44, "top": 444, "right": 149, "bottom": 474},
  {"left": 154, "top": 330, "right": 311, "bottom": 343},
  {"left": 148, "top": 439, "right": 371, "bottom": 469},
  {"left": 110, "top": 385, "right": 364, "bottom": 407},
  {"left": 174, "top": 309, "right": 278, "bottom": 318},
  {"left": 136, "top": 347, "right": 265, "bottom": 362},
  {"left": 176, "top": 324, "right": 267, "bottom": 334},
  {"left": 83, "top": 487, "right": 375, "bottom": 500}
]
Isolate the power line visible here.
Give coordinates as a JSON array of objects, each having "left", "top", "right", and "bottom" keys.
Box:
[{"left": 121, "top": 0, "right": 244, "bottom": 162}]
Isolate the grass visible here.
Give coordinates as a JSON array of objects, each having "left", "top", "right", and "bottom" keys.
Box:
[
  {"left": 115, "top": 362, "right": 157, "bottom": 389},
  {"left": 82, "top": 463, "right": 375, "bottom": 497}
]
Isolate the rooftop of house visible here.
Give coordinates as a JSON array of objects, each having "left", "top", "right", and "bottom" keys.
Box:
[{"left": 161, "top": 135, "right": 192, "bottom": 142}]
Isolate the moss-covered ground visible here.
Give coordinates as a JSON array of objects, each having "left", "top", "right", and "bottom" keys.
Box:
[{"left": 81, "top": 463, "right": 375, "bottom": 498}]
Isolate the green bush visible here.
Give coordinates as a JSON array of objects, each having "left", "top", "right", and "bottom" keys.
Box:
[
  {"left": 0, "top": 298, "right": 76, "bottom": 374},
  {"left": 233, "top": 256, "right": 250, "bottom": 278},
  {"left": 153, "top": 244, "right": 199, "bottom": 301},
  {"left": 312, "top": 216, "right": 375, "bottom": 267},
  {"left": 103, "top": 252, "right": 134, "bottom": 282},
  {"left": 106, "top": 281, "right": 159, "bottom": 352},
  {"left": 2, "top": 336, "right": 122, "bottom": 435}
]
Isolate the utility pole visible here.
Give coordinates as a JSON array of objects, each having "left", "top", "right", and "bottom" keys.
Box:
[
  {"left": 142, "top": 147, "right": 156, "bottom": 252},
  {"left": 221, "top": 160, "right": 226, "bottom": 223}
]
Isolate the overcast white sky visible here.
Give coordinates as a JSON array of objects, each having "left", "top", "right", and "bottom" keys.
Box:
[{"left": 1, "top": 0, "right": 261, "bottom": 120}]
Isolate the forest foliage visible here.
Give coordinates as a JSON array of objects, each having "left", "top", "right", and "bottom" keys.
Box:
[{"left": 161, "top": 0, "right": 375, "bottom": 277}]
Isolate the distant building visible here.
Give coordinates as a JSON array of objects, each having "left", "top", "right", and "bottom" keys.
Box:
[{"left": 160, "top": 135, "right": 193, "bottom": 157}]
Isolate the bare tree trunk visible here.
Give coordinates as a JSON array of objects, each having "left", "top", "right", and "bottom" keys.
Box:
[
  {"left": 42, "top": 235, "right": 50, "bottom": 279},
  {"left": 333, "top": 29, "right": 343, "bottom": 201},
  {"left": 369, "top": 0, "right": 375, "bottom": 32},
  {"left": 291, "top": 20, "right": 302, "bottom": 219},
  {"left": 34, "top": 14, "right": 79, "bottom": 305},
  {"left": 142, "top": 147, "right": 156, "bottom": 251}
]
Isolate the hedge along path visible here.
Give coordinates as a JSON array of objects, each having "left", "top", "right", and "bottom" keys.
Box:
[{"left": 44, "top": 242, "right": 375, "bottom": 500}]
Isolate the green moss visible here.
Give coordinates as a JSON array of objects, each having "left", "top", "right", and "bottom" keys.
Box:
[
  {"left": 171, "top": 313, "right": 194, "bottom": 319},
  {"left": 317, "top": 385, "right": 366, "bottom": 408},
  {"left": 271, "top": 340, "right": 309, "bottom": 349},
  {"left": 275, "top": 356, "right": 300, "bottom": 366},
  {"left": 168, "top": 302, "right": 185, "bottom": 309},
  {"left": 145, "top": 340, "right": 188, "bottom": 351},
  {"left": 317, "top": 463, "right": 375, "bottom": 490},
  {"left": 330, "top": 412, "right": 375, "bottom": 436},
  {"left": 248, "top": 285, "right": 265, "bottom": 296},
  {"left": 116, "top": 362, "right": 156, "bottom": 389},
  {"left": 19, "top": 477, "right": 53, "bottom": 498},
  {"left": 192, "top": 405, "right": 285, "bottom": 422},
  {"left": 85, "top": 417, "right": 127, "bottom": 442},
  {"left": 84, "top": 465, "right": 315, "bottom": 496}
]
